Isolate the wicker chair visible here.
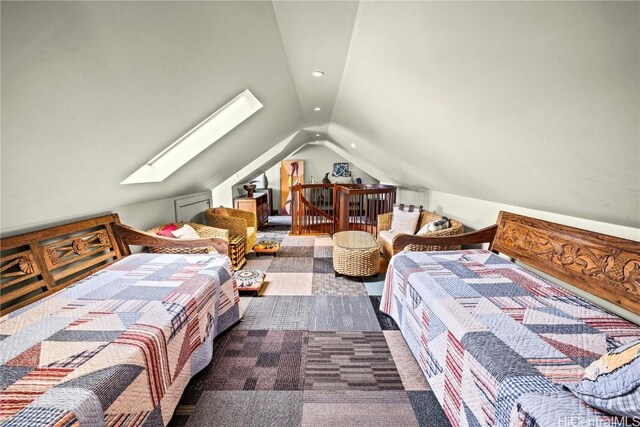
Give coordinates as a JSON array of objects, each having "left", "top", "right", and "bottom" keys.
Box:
[
  {"left": 146, "top": 223, "right": 229, "bottom": 254},
  {"left": 377, "top": 210, "right": 464, "bottom": 259},
  {"left": 204, "top": 208, "right": 257, "bottom": 252}
]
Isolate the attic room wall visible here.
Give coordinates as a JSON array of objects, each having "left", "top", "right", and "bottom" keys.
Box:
[
  {"left": 262, "top": 143, "right": 380, "bottom": 214},
  {"left": 1, "top": 1, "right": 304, "bottom": 234},
  {"left": 330, "top": 1, "right": 640, "bottom": 228}
]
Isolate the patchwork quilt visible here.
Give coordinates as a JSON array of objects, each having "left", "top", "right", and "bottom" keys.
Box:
[
  {"left": 381, "top": 249, "right": 640, "bottom": 427},
  {"left": 0, "top": 253, "right": 240, "bottom": 426}
]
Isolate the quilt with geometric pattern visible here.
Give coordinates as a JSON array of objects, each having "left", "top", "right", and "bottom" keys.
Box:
[
  {"left": 0, "top": 253, "right": 240, "bottom": 427},
  {"left": 381, "top": 249, "right": 640, "bottom": 427}
]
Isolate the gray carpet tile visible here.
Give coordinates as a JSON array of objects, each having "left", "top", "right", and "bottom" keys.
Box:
[
  {"left": 313, "top": 245, "right": 332, "bottom": 258},
  {"left": 277, "top": 246, "right": 315, "bottom": 258},
  {"left": 408, "top": 391, "right": 452, "bottom": 427},
  {"left": 309, "top": 296, "right": 381, "bottom": 331},
  {"left": 237, "top": 296, "right": 311, "bottom": 330},
  {"left": 185, "top": 391, "right": 302, "bottom": 427},
  {"left": 187, "top": 330, "right": 307, "bottom": 391},
  {"left": 304, "top": 331, "right": 403, "bottom": 391},
  {"left": 302, "top": 391, "right": 419, "bottom": 427},
  {"left": 281, "top": 236, "right": 316, "bottom": 247},
  {"left": 311, "top": 273, "right": 367, "bottom": 296},
  {"left": 266, "top": 257, "right": 314, "bottom": 273},
  {"left": 369, "top": 296, "right": 400, "bottom": 330},
  {"left": 312, "top": 258, "right": 334, "bottom": 274}
]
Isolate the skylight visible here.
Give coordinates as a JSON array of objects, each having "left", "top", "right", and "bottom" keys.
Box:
[{"left": 121, "top": 89, "right": 263, "bottom": 184}]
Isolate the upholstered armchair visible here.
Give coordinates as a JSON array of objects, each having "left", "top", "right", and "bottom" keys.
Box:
[
  {"left": 205, "top": 207, "right": 257, "bottom": 251},
  {"left": 377, "top": 210, "right": 464, "bottom": 259}
]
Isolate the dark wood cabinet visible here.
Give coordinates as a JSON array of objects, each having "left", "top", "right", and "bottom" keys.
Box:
[{"left": 234, "top": 193, "right": 269, "bottom": 229}]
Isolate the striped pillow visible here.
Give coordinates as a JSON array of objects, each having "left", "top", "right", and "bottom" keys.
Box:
[
  {"left": 393, "top": 203, "right": 423, "bottom": 213},
  {"left": 565, "top": 338, "right": 640, "bottom": 417}
]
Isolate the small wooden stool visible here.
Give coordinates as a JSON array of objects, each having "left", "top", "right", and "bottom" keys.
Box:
[
  {"left": 253, "top": 240, "right": 280, "bottom": 257},
  {"left": 234, "top": 270, "right": 266, "bottom": 295}
]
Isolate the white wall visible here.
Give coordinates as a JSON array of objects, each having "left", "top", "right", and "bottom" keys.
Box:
[
  {"left": 1, "top": 1, "right": 304, "bottom": 234},
  {"left": 263, "top": 143, "right": 379, "bottom": 213},
  {"left": 330, "top": 1, "right": 640, "bottom": 228}
]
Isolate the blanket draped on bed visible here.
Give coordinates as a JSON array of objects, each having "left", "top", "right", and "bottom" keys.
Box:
[
  {"left": 0, "top": 253, "right": 240, "bottom": 426},
  {"left": 381, "top": 249, "right": 640, "bottom": 427}
]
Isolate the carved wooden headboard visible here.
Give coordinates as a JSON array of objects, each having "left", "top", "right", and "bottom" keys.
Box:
[
  {"left": 0, "top": 214, "right": 130, "bottom": 316},
  {"left": 490, "top": 211, "right": 640, "bottom": 314}
]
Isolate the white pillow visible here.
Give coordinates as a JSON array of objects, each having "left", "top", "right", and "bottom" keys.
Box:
[
  {"left": 171, "top": 224, "right": 200, "bottom": 239},
  {"left": 390, "top": 207, "right": 421, "bottom": 235}
]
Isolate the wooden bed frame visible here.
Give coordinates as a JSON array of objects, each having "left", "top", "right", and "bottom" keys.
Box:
[
  {"left": 394, "top": 211, "right": 640, "bottom": 314},
  {"left": 0, "top": 214, "right": 229, "bottom": 316},
  {"left": 2, "top": 211, "right": 639, "bottom": 317}
]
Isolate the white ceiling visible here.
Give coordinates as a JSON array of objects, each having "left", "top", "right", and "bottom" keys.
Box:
[
  {"left": 1, "top": 0, "right": 638, "bottom": 232},
  {"left": 273, "top": 1, "right": 359, "bottom": 137}
]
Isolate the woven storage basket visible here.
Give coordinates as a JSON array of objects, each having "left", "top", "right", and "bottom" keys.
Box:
[
  {"left": 333, "top": 231, "right": 379, "bottom": 277},
  {"left": 146, "top": 223, "right": 228, "bottom": 254}
]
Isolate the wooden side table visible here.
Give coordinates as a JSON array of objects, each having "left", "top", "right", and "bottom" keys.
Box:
[{"left": 229, "top": 235, "right": 246, "bottom": 270}]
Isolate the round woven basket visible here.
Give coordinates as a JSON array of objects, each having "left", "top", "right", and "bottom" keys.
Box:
[
  {"left": 146, "top": 223, "right": 218, "bottom": 254},
  {"left": 333, "top": 231, "right": 379, "bottom": 277}
]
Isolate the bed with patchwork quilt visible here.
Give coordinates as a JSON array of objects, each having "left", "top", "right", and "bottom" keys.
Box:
[
  {"left": 0, "top": 252, "right": 240, "bottom": 426},
  {"left": 381, "top": 249, "right": 640, "bottom": 426}
]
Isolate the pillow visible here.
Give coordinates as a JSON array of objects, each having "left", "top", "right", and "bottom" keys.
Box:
[
  {"left": 390, "top": 207, "right": 421, "bottom": 235},
  {"left": 211, "top": 206, "right": 229, "bottom": 216},
  {"left": 564, "top": 338, "right": 640, "bottom": 417},
  {"left": 171, "top": 224, "right": 199, "bottom": 239},
  {"left": 156, "top": 224, "right": 179, "bottom": 237},
  {"left": 416, "top": 217, "right": 450, "bottom": 235},
  {"left": 393, "top": 203, "right": 423, "bottom": 213}
]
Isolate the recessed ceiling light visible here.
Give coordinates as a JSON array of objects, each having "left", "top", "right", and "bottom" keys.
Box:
[
  {"left": 314, "top": 107, "right": 322, "bottom": 111},
  {"left": 350, "top": 143, "right": 356, "bottom": 148},
  {"left": 315, "top": 133, "right": 320, "bottom": 137},
  {"left": 311, "top": 71, "right": 324, "bottom": 77}
]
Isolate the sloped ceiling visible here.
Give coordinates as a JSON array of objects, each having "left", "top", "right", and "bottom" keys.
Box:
[
  {"left": 1, "top": 1, "right": 305, "bottom": 231},
  {"left": 2, "top": 1, "right": 638, "bottom": 232},
  {"left": 329, "top": 1, "right": 639, "bottom": 228}
]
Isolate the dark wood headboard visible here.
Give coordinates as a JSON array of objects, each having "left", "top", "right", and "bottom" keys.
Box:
[
  {"left": 390, "top": 210, "right": 640, "bottom": 315},
  {"left": 0, "top": 214, "right": 130, "bottom": 316},
  {"left": 490, "top": 211, "right": 640, "bottom": 314}
]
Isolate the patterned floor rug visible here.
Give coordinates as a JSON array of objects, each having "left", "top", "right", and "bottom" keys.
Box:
[{"left": 169, "top": 217, "right": 450, "bottom": 427}]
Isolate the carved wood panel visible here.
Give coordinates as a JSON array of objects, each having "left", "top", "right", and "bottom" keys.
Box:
[
  {"left": 0, "top": 214, "right": 128, "bottom": 315},
  {"left": 491, "top": 212, "right": 640, "bottom": 314}
]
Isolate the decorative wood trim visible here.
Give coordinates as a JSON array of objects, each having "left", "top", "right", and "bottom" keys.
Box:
[
  {"left": 0, "top": 214, "right": 127, "bottom": 316},
  {"left": 490, "top": 211, "right": 640, "bottom": 314},
  {"left": 113, "top": 224, "right": 229, "bottom": 256},
  {"left": 392, "top": 225, "right": 498, "bottom": 253}
]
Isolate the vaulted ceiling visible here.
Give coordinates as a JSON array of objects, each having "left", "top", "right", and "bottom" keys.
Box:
[{"left": 2, "top": 1, "right": 638, "bottom": 232}]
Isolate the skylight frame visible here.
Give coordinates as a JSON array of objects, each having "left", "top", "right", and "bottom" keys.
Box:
[{"left": 121, "top": 89, "right": 263, "bottom": 184}]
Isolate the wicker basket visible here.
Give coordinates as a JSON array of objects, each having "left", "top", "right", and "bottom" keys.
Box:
[
  {"left": 333, "top": 231, "right": 379, "bottom": 277},
  {"left": 146, "top": 223, "right": 229, "bottom": 254}
]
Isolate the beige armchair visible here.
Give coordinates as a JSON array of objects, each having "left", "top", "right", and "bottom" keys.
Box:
[
  {"left": 377, "top": 210, "right": 464, "bottom": 259},
  {"left": 205, "top": 208, "right": 257, "bottom": 252}
]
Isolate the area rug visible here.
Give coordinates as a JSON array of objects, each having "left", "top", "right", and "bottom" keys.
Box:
[{"left": 168, "top": 217, "right": 451, "bottom": 427}]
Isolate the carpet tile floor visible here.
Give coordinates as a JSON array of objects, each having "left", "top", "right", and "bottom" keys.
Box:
[{"left": 169, "top": 216, "right": 451, "bottom": 427}]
